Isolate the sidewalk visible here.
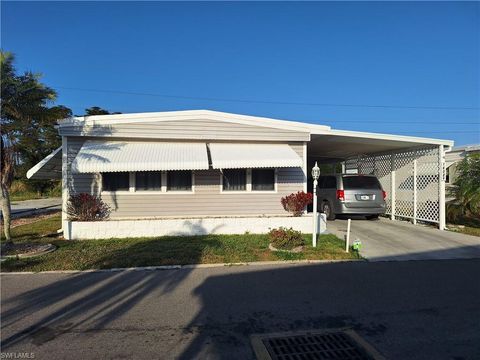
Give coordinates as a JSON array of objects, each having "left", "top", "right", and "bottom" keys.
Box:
[{"left": 2, "top": 197, "right": 61, "bottom": 219}]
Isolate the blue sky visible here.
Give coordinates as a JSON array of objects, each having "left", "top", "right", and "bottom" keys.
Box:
[{"left": 2, "top": 1, "right": 479, "bottom": 145}]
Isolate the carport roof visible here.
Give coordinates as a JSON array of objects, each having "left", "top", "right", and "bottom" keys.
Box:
[{"left": 308, "top": 129, "right": 454, "bottom": 161}]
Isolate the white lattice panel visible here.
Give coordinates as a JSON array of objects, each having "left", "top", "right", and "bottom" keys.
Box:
[
  {"left": 346, "top": 146, "right": 440, "bottom": 224},
  {"left": 415, "top": 147, "right": 440, "bottom": 222}
]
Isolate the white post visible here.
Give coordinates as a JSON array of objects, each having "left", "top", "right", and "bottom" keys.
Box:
[
  {"left": 312, "top": 177, "right": 318, "bottom": 247},
  {"left": 61, "top": 136, "right": 69, "bottom": 237},
  {"left": 303, "top": 142, "right": 307, "bottom": 193},
  {"left": 413, "top": 159, "right": 417, "bottom": 225},
  {"left": 303, "top": 142, "right": 308, "bottom": 215},
  {"left": 390, "top": 153, "right": 396, "bottom": 221},
  {"left": 346, "top": 218, "right": 351, "bottom": 252},
  {"left": 439, "top": 145, "right": 446, "bottom": 230},
  {"left": 341, "top": 162, "right": 346, "bottom": 174}
]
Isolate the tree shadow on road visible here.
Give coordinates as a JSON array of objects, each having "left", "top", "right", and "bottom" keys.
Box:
[{"left": 0, "top": 234, "right": 222, "bottom": 350}]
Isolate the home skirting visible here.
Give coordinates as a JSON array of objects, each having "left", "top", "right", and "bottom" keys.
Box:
[{"left": 63, "top": 214, "right": 327, "bottom": 240}]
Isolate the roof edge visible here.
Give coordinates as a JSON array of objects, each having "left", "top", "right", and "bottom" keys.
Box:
[
  {"left": 57, "top": 109, "right": 331, "bottom": 133},
  {"left": 320, "top": 128, "right": 454, "bottom": 147}
]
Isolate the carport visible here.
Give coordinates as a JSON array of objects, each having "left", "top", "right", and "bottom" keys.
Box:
[{"left": 306, "top": 129, "right": 453, "bottom": 230}]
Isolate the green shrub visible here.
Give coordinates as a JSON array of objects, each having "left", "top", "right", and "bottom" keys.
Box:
[{"left": 268, "top": 227, "right": 305, "bottom": 250}]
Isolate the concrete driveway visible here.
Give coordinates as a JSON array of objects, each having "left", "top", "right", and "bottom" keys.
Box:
[{"left": 327, "top": 217, "right": 480, "bottom": 261}]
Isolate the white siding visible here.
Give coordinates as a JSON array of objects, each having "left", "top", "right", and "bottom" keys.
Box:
[
  {"left": 59, "top": 119, "right": 310, "bottom": 142},
  {"left": 66, "top": 137, "right": 306, "bottom": 218}
]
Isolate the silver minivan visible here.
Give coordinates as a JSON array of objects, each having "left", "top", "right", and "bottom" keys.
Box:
[{"left": 317, "top": 174, "right": 386, "bottom": 220}]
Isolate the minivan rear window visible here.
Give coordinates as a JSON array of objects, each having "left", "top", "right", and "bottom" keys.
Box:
[{"left": 343, "top": 176, "right": 381, "bottom": 190}]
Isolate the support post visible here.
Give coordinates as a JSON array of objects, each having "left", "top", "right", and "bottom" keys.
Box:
[
  {"left": 303, "top": 142, "right": 308, "bottom": 215},
  {"left": 345, "top": 218, "right": 351, "bottom": 252},
  {"left": 439, "top": 145, "right": 446, "bottom": 230},
  {"left": 413, "top": 159, "right": 417, "bottom": 225},
  {"left": 61, "top": 136, "right": 69, "bottom": 235},
  {"left": 341, "top": 161, "right": 346, "bottom": 174},
  {"left": 312, "top": 177, "right": 318, "bottom": 247},
  {"left": 390, "top": 153, "right": 396, "bottom": 221}
]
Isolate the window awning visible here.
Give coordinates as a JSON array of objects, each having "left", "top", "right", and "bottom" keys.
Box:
[
  {"left": 26, "top": 147, "right": 62, "bottom": 180},
  {"left": 72, "top": 141, "right": 210, "bottom": 173},
  {"left": 209, "top": 143, "right": 303, "bottom": 169}
]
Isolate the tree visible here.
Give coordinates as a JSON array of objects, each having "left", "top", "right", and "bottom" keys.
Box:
[
  {"left": 1, "top": 51, "right": 71, "bottom": 243},
  {"left": 84, "top": 106, "right": 121, "bottom": 116},
  {"left": 447, "top": 153, "right": 480, "bottom": 222}
]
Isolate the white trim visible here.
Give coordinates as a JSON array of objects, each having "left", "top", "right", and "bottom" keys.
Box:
[
  {"left": 161, "top": 172, "right": 167, "bottom": 192},
  {"left": 129, "top": 172, "right": 135, "bottom": 192},
  {"left": 246, "top": 169, "right": 252, "bottom": 192}
]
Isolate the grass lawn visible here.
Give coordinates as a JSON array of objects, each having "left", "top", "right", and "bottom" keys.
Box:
[
  {"left": 10, "top": 191, "right": 46, "bottom": 202},
  {"left": 447, "top": 216, "right": 480, "bottom": 237},
  {"left": 1, "top": 215, "right": 361, "bottom": 272}
]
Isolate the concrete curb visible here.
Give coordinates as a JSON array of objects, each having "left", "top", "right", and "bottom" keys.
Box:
[{"left": 0, "top": 258, "right": 363, "bottom": 275}]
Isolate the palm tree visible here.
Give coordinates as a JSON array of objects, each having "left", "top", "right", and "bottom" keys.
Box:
[
  {"left": 447, "top": 153, "right": 480, "bottom": 223},
  {"left": 1, "top": 51, "right": 70, "bottom": 244}
]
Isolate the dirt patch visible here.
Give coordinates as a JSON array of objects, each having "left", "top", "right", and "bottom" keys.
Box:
[{"left": 1, "top": 243, "right": 56, "bottom": 258}]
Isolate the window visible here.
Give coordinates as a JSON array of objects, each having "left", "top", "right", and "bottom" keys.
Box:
[
  {"left": 222, "top": 169, "right": 246, "bottom": 191},
  {"left": 136, "top": 171, "right": 161, "bottom": 191},
  {"left": 167, "top": 171, "right": 192, "bottom": 191},
  {"left": 342, "top": 176, "right": 381, "bottom": 190},
  {"left": 252, "top": 168, "right": 275, "bottom": 191},
  {"left": 102, "top": 172, "right": 129, "bottom": 191}
]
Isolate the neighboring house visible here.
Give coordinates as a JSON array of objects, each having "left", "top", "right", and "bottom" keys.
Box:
[
  {"left": 27, "top": 110, "right": 453, "bottom": 239},
  {"left": 445, "top": 144, "right": 480, "bottom": 187}
]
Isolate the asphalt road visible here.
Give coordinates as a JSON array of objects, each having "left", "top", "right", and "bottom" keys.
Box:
[{"left": 2, "top": 260, "right": 480, "bottom": 359}]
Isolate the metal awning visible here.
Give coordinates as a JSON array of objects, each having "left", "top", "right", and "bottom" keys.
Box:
[
  {"left": 72, "top": 141, "right": 209, "bottom": 173},
  {"left": 209, "top": 143, "right": 303, "bottom": 169},
  {"left": 26, "top": 147, "right": 62, "bottom": 180}
]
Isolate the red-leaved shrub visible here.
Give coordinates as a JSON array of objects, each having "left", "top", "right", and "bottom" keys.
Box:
[
  {"left": 67, "top": 193, "right": 111, "bottom": 221},
  {"left": 268, "top": 227, "right": 305, "bottom": 250},
  {"left": 281, "top": 191, "right": 313, "bottom": 216}
]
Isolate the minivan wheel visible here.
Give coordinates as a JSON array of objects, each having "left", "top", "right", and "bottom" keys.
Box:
[
  {"left": 366, "top": 214, "right": 379, "bottom": 220},
  {"left": 322, "top": 201, "right": 336, "bottom": 220}
]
